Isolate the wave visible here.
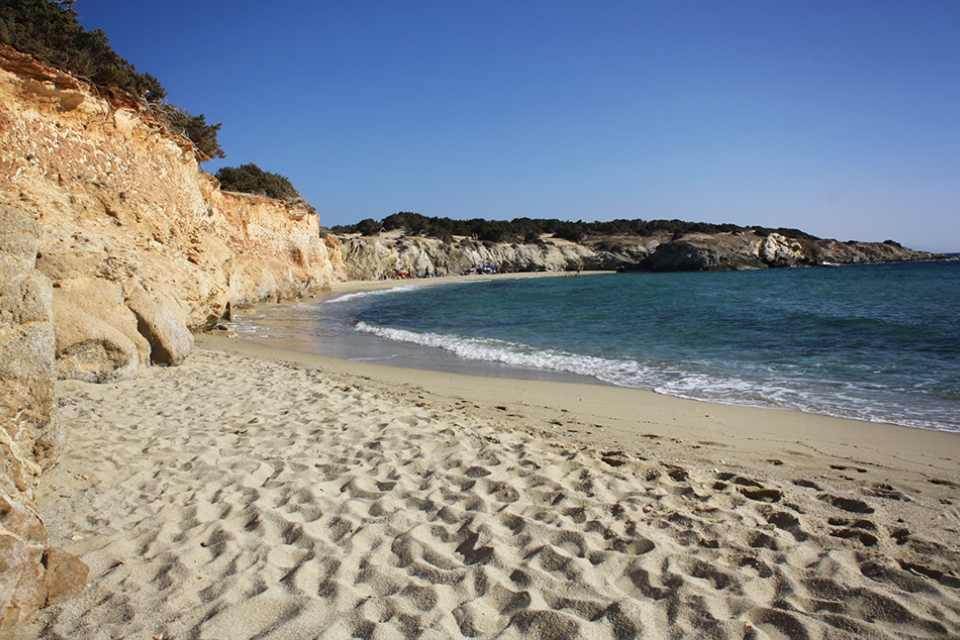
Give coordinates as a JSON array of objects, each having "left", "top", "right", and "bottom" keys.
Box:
[
  {"left": 326, "top": 284, "right": 438, "bottom": 305},
  {"left": 354, "top": 321, "right": 959, "bottom": 432},
  {"left": 356, "top": 321, "right": 629, "bottom": 379}
]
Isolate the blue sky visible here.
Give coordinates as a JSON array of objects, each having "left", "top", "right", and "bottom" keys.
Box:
[{"left": 74, "top": 1, "right": 959, "bottom": 251}]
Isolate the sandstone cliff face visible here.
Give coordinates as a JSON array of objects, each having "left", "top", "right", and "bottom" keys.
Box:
[
  {"left": 0, "top": 207, "right": 87, "bottom": 628},
  {"left": 0, "top": 46, "right": 342, "bottom": 624},
  {"left": 0, "top": 45, "right": 343, "bottom": 380}
]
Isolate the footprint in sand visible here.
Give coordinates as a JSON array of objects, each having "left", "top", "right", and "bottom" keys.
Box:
[{"left": 821, "top": 494, "right": 875, "bottom": 514}]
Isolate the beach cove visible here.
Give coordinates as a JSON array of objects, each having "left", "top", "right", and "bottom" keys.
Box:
[{"left": 8, "top": 275, "right": 960, "bottom": 640}]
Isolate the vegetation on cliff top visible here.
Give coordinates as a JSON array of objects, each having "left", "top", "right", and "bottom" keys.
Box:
[
  {"left": 0, "top": 0, "right": 224, "bottom": 160},
  {"left": 215, "top": 164, "right": 315, "bottom": 213},
  {"left": 332, "top": 212, "right": 821, "bottom": 245}
]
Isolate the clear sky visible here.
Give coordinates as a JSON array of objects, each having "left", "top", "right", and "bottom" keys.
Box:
[{"left": 73, "top": 0, "right": 959, "bottom": 251}]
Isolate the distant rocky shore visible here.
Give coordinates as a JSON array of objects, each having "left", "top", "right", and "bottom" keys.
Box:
[{"left": 334, "top": 228, "right": 950, "bottom": 281}]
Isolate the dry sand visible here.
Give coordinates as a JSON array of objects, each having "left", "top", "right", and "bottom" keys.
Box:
[{"left": 6, "top": 283, "right": 960, "bottom": 639}]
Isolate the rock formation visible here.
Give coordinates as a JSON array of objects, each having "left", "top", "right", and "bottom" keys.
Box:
[
  {"left": 0, "top": 44, "right": 344, "bottom": 381},
  {"left": 632, "top": 232, "right": 946, "bottom": 272},
  {"left": 0, "top": 207, "right": 88, "bottom": 628},
  {"left": 0, "top": 44, "right": 344, "bottom": 624},
  {"left": 340, "top": 233, "right": 601, "bottom": 280},
  {"left": 336, "top": 229, "right": 949, "bottom": 279}
]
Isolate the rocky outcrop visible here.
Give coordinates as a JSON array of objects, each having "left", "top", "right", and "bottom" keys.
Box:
[
  {"left": 813, "top": 238, "right": 943, "bottom": 264},
  {"left": 636, "top": 232, "right": 946, "bottom": 272},
  {"left": 0, "top": 45, "right": 344, "bottom": 381},
  {"left": 637, "top": 232, "right": 812, "bottom": 271},
  {"left": 340, "top": 234, "right": 605, "bottom": 280},
  {"left": 0, "top": 206, "right": 88, "bottom": 628},
  {"left": 337, "top": 229, "right": 948, "bottom": 279}
]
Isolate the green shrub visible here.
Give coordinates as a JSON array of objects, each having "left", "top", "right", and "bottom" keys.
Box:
[
  {"left": 523, "top": 230, "right": 541, "bottom": 244},
  {"left": 1, "top": 0, "right": 224, "bottom": 161},
  {"left": 553, "top": 221, "right": 585, "bottom": 243},
  {"left": 355, "top": 218, "right": 382, "bottom": 236},
  {"left": 0, "top": 0, "right": 165, "bottom": 99},
  {"left": 215, "top": 163, "right": 313, "bottom": 211},
  {"left": 151, "top": 103, "right": 224, "bottom": 160}
]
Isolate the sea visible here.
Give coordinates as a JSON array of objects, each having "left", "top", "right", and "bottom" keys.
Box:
[{"left": 230, "top": 260, "right": 960, "bottom": 433}]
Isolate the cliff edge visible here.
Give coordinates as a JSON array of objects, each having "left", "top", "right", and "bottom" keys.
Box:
[
  {"left": 0, "top": 44, "right": 343, "bottom": 381},
  {"left": 0, "top": 44, "right": 343, "bottom": 623}
]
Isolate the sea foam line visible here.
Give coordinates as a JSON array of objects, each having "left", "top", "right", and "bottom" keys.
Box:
[
  {"left": 326, "top": 285, "right": 432, "bottom": 305},
  {"left": 354, "top": 322, "right": 959, "bottom": 432}
]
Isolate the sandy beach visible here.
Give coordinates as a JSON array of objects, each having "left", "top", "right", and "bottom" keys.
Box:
[{"left": 6, "top": 279, "right": 960, "bottom": 639}]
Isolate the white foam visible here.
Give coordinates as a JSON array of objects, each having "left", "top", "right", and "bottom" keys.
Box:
[
  {"left": 353, "top": 321, "right": 960, "bottom": 432},
  {"left": 326, "top": 285, "right": 430, "bottom": 305}
]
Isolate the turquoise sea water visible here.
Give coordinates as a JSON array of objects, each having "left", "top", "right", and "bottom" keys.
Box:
[{"left": 235, "top": 261, "right": 960, "bottom": 433}]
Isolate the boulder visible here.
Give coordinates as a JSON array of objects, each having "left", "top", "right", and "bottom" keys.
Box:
[
  {"left": 51, "top": 296, "right": 142, "bottom": 382},
  {"left": 126, "top": 285, "right": 193, "bottom": 365},
  {"left": 758, "top": 233, "right": 806, "bottom": 267},
  {"left": 0, "top": 534, "right": 88, "bottom": 628}
]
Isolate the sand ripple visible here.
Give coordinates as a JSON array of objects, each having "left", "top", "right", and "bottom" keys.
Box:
[{"left": 12, "top": 350, "right": 960, "bottom": 639}]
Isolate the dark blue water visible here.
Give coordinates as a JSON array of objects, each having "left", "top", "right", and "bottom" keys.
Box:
[{"left": 236, "top": 261, "right": 960, "bottom": 432}]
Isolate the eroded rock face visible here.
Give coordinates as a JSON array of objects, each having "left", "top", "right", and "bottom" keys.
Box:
[
  {"left": 0, "top": 45, "right": 343, "bottom": 380},
  {"left": 340, "top": 235, "right": 602, "bottom": 280},
  {"left": 0, "top": 206, "right": 88, "bottom": 627},
  {"left": 758, "top": 233, "right": 806, "bottom": 267},
  {"left": 36, "top": 228, "right": 147, "bottom": 381},
  {"left": 0, "top": 45, "right": 342, "bottom": 626},
  {"left": 338, "top": 229, "right": 950, "bottom": 279},
  {"left": 0, "top": 207, "right": 60, "bottom": 474}
]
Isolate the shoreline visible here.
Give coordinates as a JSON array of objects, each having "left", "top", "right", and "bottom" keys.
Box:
[
  {"left": 228, "top": 270, "right": 620, "bottom": 389},
  {"left": 12, "top": 274, "right": 960, "bottom": 639},
  {"left": 225, "top": 274, "right": 960, "bottom": 476},
  {"left": 199, "top": 333, "right": 960, "bottom": 502},
  {"left": 236, "top": 271, "right": 959, "bottom": 436},
  {"left": 205, "top": 268, "right": 960, "bottom": 509}
]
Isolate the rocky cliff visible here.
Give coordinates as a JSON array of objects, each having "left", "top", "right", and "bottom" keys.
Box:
[
  {"left": 0, "top": 208, "right": 87, "bottom": 627},
  {"left": 0, "top": 45, "right": 343, "bottom": 380},
  {"left": 339, "top": 232, "right": 599, "bottom": 280},
  {"left": 625, "top": 232, "right": 947, "bottom": 272},
  {"left": 337, "top": 229, "right": 948, "bottom": 279},
  {"left": 0, "top": 45, "right": 343, "bottom": 623}
]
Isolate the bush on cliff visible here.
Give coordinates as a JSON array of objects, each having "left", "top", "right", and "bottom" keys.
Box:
[
  {"left": 356, "top": 218, "right": 382, "bottom": 236},
  {"left": 0, "top": 0, "right": 164, "bottom": 99},
  {"left": 552, "top": 221, "right": 586, "bottom": 243},
  {"left": 151, "top": 103, "right": 225, "bottom": 161},
  {"left": 215, "top": 163, "right": 314, "bottom": 212},
  {"left": 0, "top": 0, "right": 224, "bottom": 161}
]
